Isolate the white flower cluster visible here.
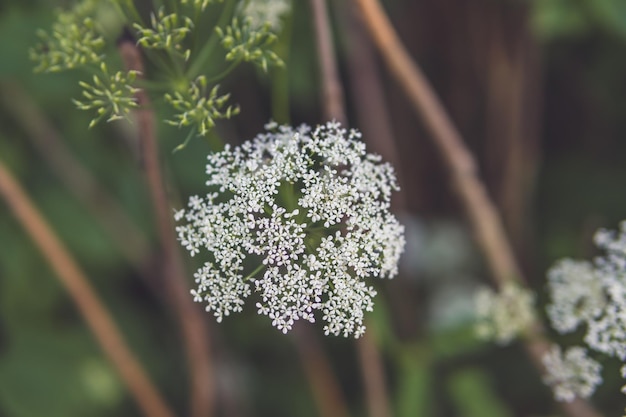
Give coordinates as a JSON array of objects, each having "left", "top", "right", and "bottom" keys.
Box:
[
  {"left": 542, "top": 346, "right": 602, "bottom": 402},
  {"left": 545, "top": 221, "right": 626, "bottom": 401},
  {"left": 239, "top": 0, "right": 291, "bottom": 31},
  {"left": 175, "top": 121, "right": 405, "bottom": 337},
  {"left": 474, "top": 282, "right": 536, "bottom": 345}
]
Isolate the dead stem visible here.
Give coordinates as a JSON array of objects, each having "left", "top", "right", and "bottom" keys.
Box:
[
  {"left": 0, "top": 159, "right": 176, "bottom": 417},
  {"left": 308, "top": 1, "right": 393, "bottom": 416},
  {"left": 310, "top": 0, "right": 346, "bottom": 124},
  {"left": 356, "top": 331, "right": 392, "bottom": 417},
  {"left": 354, "top": 0, "right": 519, "bottom": 288},
  {"left": 337, "top": 1, "right": 416, "bottom": 339},
  {"left": 292, "top": 325, "right": 352, "bottom": 417},
  {"left": 337, "top": 2, "right": 405, "bottom": 205},
  {"left": 118, "top": 39, "right": 215, "bottom": 417},
  {"left": 353, "top": 1, "right": 603, "bottom": 416}
]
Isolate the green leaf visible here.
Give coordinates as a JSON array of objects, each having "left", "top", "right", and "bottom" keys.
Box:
[
  {"left": 0, "top": 327, "right": 123, "bottom": 417},
  {"left": 587, "top": 0, "right": 626, "bottom": 37},
  {"left": 395, "top": 347, "right": 434, "bottom": 417},
  {"left": 531, "top": 0, "right": 589, "bottom": 40},
  {"left": 448, "top": 368, "right": 513, "bottom": 417}
]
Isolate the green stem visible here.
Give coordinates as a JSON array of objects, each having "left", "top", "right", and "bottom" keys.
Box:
[
  {"left": 186, "top": 0, "right": 237, "bottom": 78},
  {"left": 136, "top": 78, "right": 175, "bottom": 92},
  {"left": 172, "top": 127, "right": 197, "bottom": 153},
  {"left": 112, "top": 0, "right": 144, "bottom": 27},
  {"left": 168, "top": 0, "right": 180, "bottom": 16},
  {"left": 306, "top": 224, "right": 342, "bottom": 233},
  {"left": 287, "top": 181, "right": 295, "bottom": 211},
  {"left": 151, "top": 0, "right": 165, "bottom": 12},
  {"left": 139, "top": 48, "right": 179, "bottom": 79},
  {"left": 163, "top": 47, "right": 186, "bottom": 78},
  {"left": 271, "top": 5, "right": 294, "bottom": 124},
  {"left": 243, "top": 262, "right": 266, "bottom": 281},
  {"left": 206, "top": 58, "right": 242, "bottom": 84},
  {"left": 204, "top": 129, "right": 226, "bottom": 151}
]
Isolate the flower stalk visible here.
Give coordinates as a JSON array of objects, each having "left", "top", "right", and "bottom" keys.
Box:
[
  {"left": 353, "top": 0, "right": 603, "bottom": 416},
  {"left": 0, "top": 159, "right": 176, "bottom": 417}
]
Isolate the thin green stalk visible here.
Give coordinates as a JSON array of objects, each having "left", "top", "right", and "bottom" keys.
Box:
[
  {"left": 271, "top": 3, "right": 294, "bottom": 124},
  {"left": 137, "top": 78, "right": 176, "bottom": 92},
  {"left": 140, "top": 47, "right": 180, "bottom": 79},
  {"left": 244, "top": 262, "right": 266, "bottom": 281},
  {"left": 163, "top": 47, "right": 186, "bottom": 78},
  {"left": 186, "top": 0, "right": 237, "bottom": 78},
  {"left": 206, "top": 58, "right": 242, "bottom": 84},
  {"left": 151, "top": 0, "right": 166, "bottom": 13},
  {"left": 112, "top": 0, "right": 145, "bottom": 27}
]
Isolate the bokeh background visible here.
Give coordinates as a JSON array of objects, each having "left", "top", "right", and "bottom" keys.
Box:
[{"left": 1, "top": 0, "right": 626, "bottom": 416}]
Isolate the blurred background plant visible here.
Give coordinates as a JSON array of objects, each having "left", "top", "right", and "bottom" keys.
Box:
[
  {"left": 1, "top": 0, "right": 626, "bottom": 416},
  {"left": 29, "top": 0, "right": 283, "bottom": 146}
]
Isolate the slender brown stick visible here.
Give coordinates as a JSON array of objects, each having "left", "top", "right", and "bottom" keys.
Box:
[
  {"left": 308, "top": 1, "right": 393, "bottom": 417},
  {"left": 0, "top": 159, "right": 176, "bottom": 417},
  {"left": 354, "top": 0, "right": 519, "bottom": 288},
  {"left": 118, "top": 40, "right": 215, "bottom": 417},
  {"left": 353, "top": 1, "right": 602, "bottom": 417},
  {"left": 310, "top": 0, "right": 346, "bottom": 124},
  {"left": 0, "top": 81, "right": 150, "bottom": 273},
  {"left": 292, "top": 325, "right": 352, "bottom": 417},
  {"left": 338, "top": 1, "right": 407, "bottom": 211},
  {"left": 336, "top": 0, "right": 418, "bottom": 339},
  {"left": 356, "top": 332, "right": 392, "bottom": 417}
]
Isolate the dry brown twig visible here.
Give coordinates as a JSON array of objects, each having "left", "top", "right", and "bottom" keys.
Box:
[
  {"left": 0, "top": 159, "right": 176, "bottom": 417},
  {"left": 309, "top": 1, "right": 393, "bottom": 417},
  {"left": 353, "top": 0, "right": 602, "bottom": 416},
  {"left": 310, "top": 0, "right": 347, "bottom": 123},
  {"left": 292, "top": 325, "right": 352, "bottom": 417},
  {"left": 118, "top": 39, "right": 215, "bottom": 417}
]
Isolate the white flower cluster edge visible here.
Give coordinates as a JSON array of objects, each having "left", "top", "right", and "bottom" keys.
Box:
[
  {"left": 544, "top": 221, "right": 626, "bottom": 403},
  {"left": 474, "top": 281, "right": 536, "bottom": 345},
  {"left": 239, "top": 0, "right": 291, "bottom": 31},
  {"left": 175, "top": 121, "right": 405, "bottom": 338}
]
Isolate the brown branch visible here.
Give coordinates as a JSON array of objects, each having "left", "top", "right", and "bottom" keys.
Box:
[
  {"left": 335, "top": 0, "right": 419, "bottom": 340},
  {"left": 292, "top": 325, "right": 352, "bottom": 417},
  {"left": 308, "top": 1, "right": 393, "bottom": 417},
  {"left": 356, "top": 331, "right": 392, "bottom": 417},
  {"left": 353, "top": 1, "right": 603, "bottom": 417},
  {"left": 354, "top": 0, "right": 519, "bottom": 288},
  {"left": 310, "top": 0, "right": 346, "bottom": 124},
  {"left": 0, "top": 80, "right": 151, "bottom": 274},
  {"left": 118, "top": 40, "right": 215, "bottom": 417},
  {"left": 482, "top": 6, "right": 541, "bottom": 254},
  {"left": 338, "top": 1, "right": 407, "bottom": 212},
  {"left": 0, "top": 159, "right": 176, "bottom": 417}
]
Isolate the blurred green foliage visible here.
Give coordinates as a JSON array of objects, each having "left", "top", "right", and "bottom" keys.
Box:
[{"left": 1, "top": 0, "right": 626, "bottom": 416}]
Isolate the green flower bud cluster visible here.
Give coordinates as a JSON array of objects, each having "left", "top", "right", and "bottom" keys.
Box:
[
  {"left": 216, "top": 17, "right": 283, "bottom": 72},
  {"left": 30, "top": 1, "right": 104, "bottom": 73},
  {"left": 31, "top": 0, "right": 288, "bottom": 145},
  {"left": 134, "top": 9, "right": 194, "bottom": 62},
  {"left": 180, "top": 0, "right": 223, "bottom": 13},
  {"left": 72, "top": 63, "right": 141, "bottom": 129},
  {"left": 165, "top": 76, "right": 239, "bottom": 137}
]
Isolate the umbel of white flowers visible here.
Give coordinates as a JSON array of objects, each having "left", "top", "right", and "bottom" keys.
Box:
[
  {"left": 543, "top": 221, "right": 626, "bottom": 402},
  {"left": 175, "top": 121, "right": 405, "bottom": 338}
]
